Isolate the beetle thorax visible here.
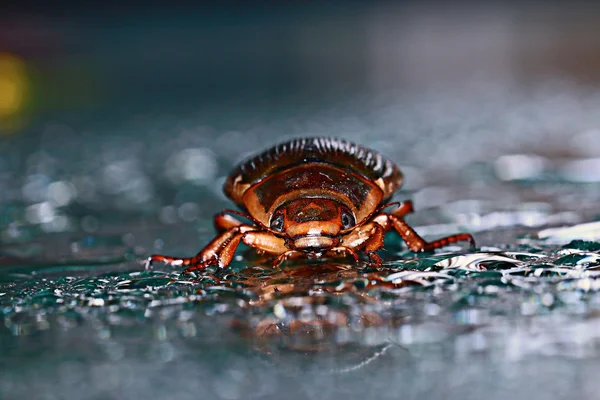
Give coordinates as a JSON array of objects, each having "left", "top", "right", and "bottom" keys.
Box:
[{"left": 270, "top": 198, "right": 356, "bottom": 252}]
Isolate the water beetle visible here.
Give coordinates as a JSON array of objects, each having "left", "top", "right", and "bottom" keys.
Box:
[{"left": 146, "top": 137, "right": 475, "bottom": 272}]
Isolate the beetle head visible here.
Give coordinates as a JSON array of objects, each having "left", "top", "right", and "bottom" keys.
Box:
[{"left": 269, "top": 198, "right": 356, "bottom": 252}]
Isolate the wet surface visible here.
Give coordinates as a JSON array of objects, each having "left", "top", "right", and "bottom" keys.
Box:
[{"left": 3, "top": 218, "right": 600, "bottom": 399}]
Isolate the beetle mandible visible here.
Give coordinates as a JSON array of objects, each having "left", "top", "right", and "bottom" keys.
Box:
[{"left": 146, "top": 137, "right": 475, "bottom": 272}]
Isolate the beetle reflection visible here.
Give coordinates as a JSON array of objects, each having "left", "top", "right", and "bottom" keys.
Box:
[{"left": 229, "top": 262, "right": 413, "bottom": 357}]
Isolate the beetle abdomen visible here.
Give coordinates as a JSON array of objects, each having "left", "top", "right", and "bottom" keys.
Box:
[{"left": 224, "top": 137, "right": 402, "bottom": 205}]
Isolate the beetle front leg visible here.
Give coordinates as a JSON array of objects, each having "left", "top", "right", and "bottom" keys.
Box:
[
  {"left": 239, "top": 232, "right": 290, "bottom": 266},
  {"left": 214, "top": 211, "right": 244, "bottom": 232},
  {"left": 186, "top": 230, "right": 287, "bottom": 272},
  {"left": 340, "top": 221, "right": 386, "bottom": 266},
  {"left": 362, "top": 223, "right": 385, "bottom": 266},
  {"left": 328, "top": 246, "right": 360, "bottom": 262}
]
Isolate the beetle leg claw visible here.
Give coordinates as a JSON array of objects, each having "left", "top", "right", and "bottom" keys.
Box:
[
  {"left": 145, "top": 254, "right": 194, "bottom": 270},
  {"left": 330, "top": 246, "right": 360, "bottom": 263},
  {"left": 273, "top": 250, "right": 302, "bottom": 267},
  {"left": 182, "top": 256, "right": 218, "bottom": 274},
  {"left": 367, "top": 252, "right": 383, "bottom": 267}
]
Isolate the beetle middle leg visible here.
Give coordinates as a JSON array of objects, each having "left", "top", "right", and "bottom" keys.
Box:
[
  {"left": 388, "top": 214, "right": 475, "bottom": 252},
  {"left": 146, "top": 223, "right": 256, "bottom": 271},
  {"left": 378, "top": 201, "right": 475, "bottom": 252},
  {"left": 147, "top": 224, "right": 288, "bottom": 272}
]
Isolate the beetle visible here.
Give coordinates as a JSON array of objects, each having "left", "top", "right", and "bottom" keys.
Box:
[{"left": 146, "top": 137, "right": 475, "bottom": 272}]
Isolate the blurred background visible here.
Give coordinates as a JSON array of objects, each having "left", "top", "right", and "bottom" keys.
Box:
[
  {"left": 2, "top": 1, "right": 600, "bottom": 239},
  {"left": 3, "top": 2, "right": 600, "bottom": 400}
]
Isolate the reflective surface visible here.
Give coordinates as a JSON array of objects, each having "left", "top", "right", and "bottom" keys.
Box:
[{"left": 3, "top": 230, "right": 600, "bottom": 399}]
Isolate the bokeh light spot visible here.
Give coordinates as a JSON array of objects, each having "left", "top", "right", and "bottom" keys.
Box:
[
  {"left": 0, "top": 53, "right": 29, "bottom": 133},
  {"left": 165, "top": 148, "right": 217, "bottom": 185}
]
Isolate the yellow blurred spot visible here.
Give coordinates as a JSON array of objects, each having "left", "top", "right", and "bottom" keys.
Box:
[{"left": 0, "top": 53, "right": 29, "bottom": 134}]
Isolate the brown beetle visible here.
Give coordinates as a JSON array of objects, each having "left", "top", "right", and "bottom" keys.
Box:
[{"left": 146, "top": 137, "right": 475, "bottom": 272}]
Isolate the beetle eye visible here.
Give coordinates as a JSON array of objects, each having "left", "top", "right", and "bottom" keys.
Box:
[
  {"left": 270, "top": 212, "right": 284, "bottom": 232},
  {"left": 340, "top": 208, "right": 355, "bottom": 230}
]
